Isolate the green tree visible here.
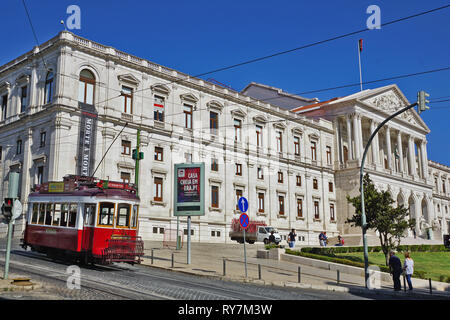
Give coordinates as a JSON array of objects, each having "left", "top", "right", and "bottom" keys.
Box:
[{"left": 347, "top": 174, "right": 415, "bottom": 266}]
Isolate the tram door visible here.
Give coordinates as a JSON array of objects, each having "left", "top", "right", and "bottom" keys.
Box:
[{"left": 82, "top": 203, "right": 97, "bottom": 251}]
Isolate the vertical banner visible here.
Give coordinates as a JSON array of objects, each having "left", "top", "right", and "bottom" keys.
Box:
[{"left": 77, "top": 103, "right": 98, "bottom": 176}]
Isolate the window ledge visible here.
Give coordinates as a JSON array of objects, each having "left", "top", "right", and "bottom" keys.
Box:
[
  {"left": 257, "top": 211, "right": 266, "bottom": 216},
  {"left": 151, "top": 200, "right": 166, "bottom": 207},
  {"left": 296, "top": 216, "right": 305, "bottom": 221},
  {"left": 330, "top": 220, "right": 337, "bottom": 224},
  {"left": 313, "top": 218, "right": 322, "bottom": 222},
  {"left": 277, "top": 214, "right": 287, "bottom": 219},
  {"left": 209, "top": 206, "right": 222, "bottom": 212}
]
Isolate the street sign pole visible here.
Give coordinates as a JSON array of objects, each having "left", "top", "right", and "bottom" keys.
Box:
[
  {"left": 3, "top": 218, "right": 13, "bottom": 280},
  {"left": 243, "top": 228, "right": 247, "bottom": 278},
  {"left": 187, "top": 216, "right": 191, "bottom": 264}
]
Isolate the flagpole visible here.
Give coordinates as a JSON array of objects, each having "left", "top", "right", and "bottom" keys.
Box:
[{"left": 358, "top": 40, "right": 363, "bottom": 91}]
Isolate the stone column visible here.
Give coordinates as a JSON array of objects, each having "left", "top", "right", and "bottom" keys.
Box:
[
  {"left": 408, "top": 136, "right": 416, "bottom": 176},
  {"left": 369, "top": 119, "right": 379, "bottom": 165},
  {"left": 420, "top": 140, "right": 429, "bottom": 179},
  {"left": 397, "top": 131, "right": 404, "bottom": 174},
  {"left": 357, "top": 114, "right": 363, "bottom": 159},
  {"left": 346, "top": 115, "right": 353, "bottom": 160},
  {"left": 385, "top": 126, "right": 392, "bottom": 170},
  {"left": 352, "top": 114, "right": 360, "bottom": 160}
]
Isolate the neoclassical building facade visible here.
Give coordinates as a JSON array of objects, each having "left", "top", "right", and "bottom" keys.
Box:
[
  {"left": 0, "top": 31, "right": 448, "bottom": 244},
  {"left": 0, "top": 31, "right": 339, "bottom": 244}
]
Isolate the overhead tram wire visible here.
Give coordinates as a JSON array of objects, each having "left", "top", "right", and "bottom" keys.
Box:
[
  {"left": 56, "top": 65, "right": 450, "bottom": 120},
  {"left": 91, "top": 4, "right": 450, "bottom": 107}
]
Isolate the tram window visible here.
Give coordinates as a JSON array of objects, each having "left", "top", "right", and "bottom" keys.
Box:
[
  {"left": 68, "top": 204, "right": 77, "bottom": 228},
  {"left": 99, "top": 202, "right": 115, "bottom": 226},
  {"left": 61, "top": 203, "right": 69, "bottom": 227},
  {"left": 38, "top": 203, "right": 45, "bottom": 225},
  {"left": 53, "top": 203, "right": 61, "bottom": 226},
  {"left": 131, "top": 205, "right": 139, "bottom": 228},
  {"left": 117, "top": 203, "right": 130, "bottom": 227},
  {"left": 44, "top": 203, "right": 53, "bottom": 225},
  {"left": 31, "top": 203, "right": 39, "bottom": 224},
  {"left": 84, "top": 204, "right": 96, "bottom": 226}
]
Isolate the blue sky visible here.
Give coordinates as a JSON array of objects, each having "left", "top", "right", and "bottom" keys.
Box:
[{"left": 2, "top": 0, "right": 449, "bottom": 165}]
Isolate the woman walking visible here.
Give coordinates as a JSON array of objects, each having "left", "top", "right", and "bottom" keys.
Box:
[{"left": 403, "top": 252, "right": 414, "bottom": 291}]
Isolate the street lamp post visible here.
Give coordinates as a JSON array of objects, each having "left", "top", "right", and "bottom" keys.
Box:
[{"left": 360, "top": 97, "right": 425, "bottom": 288}]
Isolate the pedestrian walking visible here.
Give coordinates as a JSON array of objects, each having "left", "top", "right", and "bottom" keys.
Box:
[
  {"left": 388, "top": 250, "right": 403, "bottom": 291},
  {"left": 319, "top": 232, "right": 325, "bottom": 246},
  {"left": 268, "top": 231, "right": 276, "bottom": 244},
  {"left": 323, "top": 232, "right": 328, "bottom": 247},
  {"left": 288, "top": 229, "right": 297, "bottom": 249},
  {"left": 403, "top": 252, "right": 414, "bottom": 291}
]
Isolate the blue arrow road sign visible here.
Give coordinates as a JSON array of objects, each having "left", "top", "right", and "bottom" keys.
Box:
[
  {"left": 238, "top": 197, "right": 248, "bottom": 213},
  {"left": 239, "top": 213, "right": 249, "bottom": 229}
]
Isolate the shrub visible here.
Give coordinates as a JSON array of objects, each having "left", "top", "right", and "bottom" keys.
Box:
[{"left": 439, "top": 275, "right": 447, "bottom": 283}]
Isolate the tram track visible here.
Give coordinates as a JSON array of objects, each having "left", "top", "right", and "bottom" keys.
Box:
[{"left": 1, "top": 251, "right": 174, "bottom": 300}]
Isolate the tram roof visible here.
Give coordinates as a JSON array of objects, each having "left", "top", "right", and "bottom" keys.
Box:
[{"left": 29, "top": 187, "right": 140, "bottom": 201}]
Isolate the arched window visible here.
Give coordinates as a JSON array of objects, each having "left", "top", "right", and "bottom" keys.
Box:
[
  {"left": 44, "top": 71, "right": 54, "bottom": 104},
  {"left": 78, "top": 69, "right": 95, "bottom": 105}
]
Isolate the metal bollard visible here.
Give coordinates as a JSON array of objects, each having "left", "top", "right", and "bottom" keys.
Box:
[
  {"left": 171, "top": 252, "right": 174, "bottom": 268},
  {"left": 429, "top": 278, "right": 432, "bottom": 294},
  {"left": 151, "top": 249, "right": 154, "bottom": 264},
  {"left": 258, "top": 264, "right": 262, "bottom": 280},
  {"left": 223, "top": 259, "right": 226, "bottom": 276},
  {"left": 298, "top": 266, "right": 301, "bottom": 283},
  {"left": 337, "top": 270, "right": 340, "bottom": 284}
]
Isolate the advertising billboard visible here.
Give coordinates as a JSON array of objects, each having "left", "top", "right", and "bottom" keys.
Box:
[{"left": 174, "top": 163, "right": 205, "bottom": 216}]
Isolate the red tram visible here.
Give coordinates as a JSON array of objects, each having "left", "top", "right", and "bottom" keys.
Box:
[{"left": 21, "top": 175, "right": 144, "bottom": 265}]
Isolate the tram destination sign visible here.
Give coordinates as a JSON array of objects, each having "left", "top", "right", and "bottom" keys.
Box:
[{"left": 173, "top": 163, "right": 205, "bottom": 216}]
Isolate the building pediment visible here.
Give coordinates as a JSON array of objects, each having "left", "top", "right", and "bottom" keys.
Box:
[
  {"left": 180, "top": 93, "right": 199, "bottom": 103},
  {"left": 230, "top": 108, "right": 246, "bottom": 118},
  {"left": 151, "top": 83, "right": 170, "bottom": 95},
  {"left": 118, "top": 73, "right": 140, "bottom": 86},
  {"left": 359, "top": 86, "right": 430, "bottom": 133},
  {"left": 206, "top": 100, "right": 224, "bottom": 112}
]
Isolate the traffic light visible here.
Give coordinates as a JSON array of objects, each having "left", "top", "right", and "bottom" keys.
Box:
[
  {"left": 417, "top": 91, "right": 430, "bottom": 114},
  {"left": 2, "top": 198, "right": 14, "bottom": 218},
  {"left": 132, "top": 149, "right": 144, "bottom": 160}
]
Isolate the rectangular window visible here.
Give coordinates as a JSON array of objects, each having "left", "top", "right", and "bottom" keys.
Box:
[
  {"left": 154, "top": 95, "right": 165, "bottom": 122},
  {"left": 313, "top": 178, "right": 318, "bottom": 190},
  {"left": 330, "top": 204, "right": 335, "bottom": 221},
  {"left": 31, "top": 203, "right": 39, "bottom": 224},
  {"left": 183, "top": 104, "right": 193, "bottom": 129},
  {"left": 121, "top": 172, "right": 130, "bottom": 184},
  {"left": 235, "top": 189, "right": 243, "bottom": 210},
  {"left": 20, "top": 85, "right": 28, "bottom": 113},
  {"left": 235, "top": 163, "right": 242, "bottom": 176},
  {"left": 184, "top": 229, "right": 194, "bottom": 236},
  {"left": 44, "top": 203, "right": 53, "bottom": 225},
  {"left": 258, "top": 193, "right": 265, "bottom": 213},
  {"left": 328, "top": 182, "right": 333, "bottom": 192},
  {"left": 256, "top": 125, "right": 262, "bottom": 147},
  {"left": 68, "top": 203, "right": 77, "bottom": 228},
  {"left": 211, "top": 158, "right": 218, "bottom": 171},
  {"left": 154, "top": 146, "right": 163, "bottom": 161},
  {"left": 60, "top": 203, "right": 69, "bottom": 226},
  {"left": 99, "top": 202, "right": 114, "bottom": 226},
  {"left": 211, "top": 186, "right": 219, "bottom": 208},
  {"left": 117, "top": 203, "right": 131, "bottom": 227},
  {"left": 40, "top": 132, "right": 46, "bottom": 148},
  {"left": 296, "top": 175, "right": 302, "bottom": 187},
  {"left": 276, "top": 131, "right": 283, "bottom": 152},
  {"left": 16, "top": 139, "right": 22, "bottom": 155},
  {"left": 314, "top": 201, "right": 320, "bottom": 219},
  {"left": 121, "top": 140, "right": 131, "bottom": 155},
  {"left": 257, "top": 167, "right": 264, "bottom": 180},
  {"left": 311, "top": 141, "right": 317, "bottom": 161},
  {"left": 121, "top": 86, "right": 133, "bottom": 114},
  {"left": 326, "top": 146, "right": 332, "bottom": 165},
  {"left": 185, "top": 153, "right": 192, "bottom": 163},
  {"left": 84, "top": 203, "right": 96, "bottom": 226},
  {"left": 234, "top": 119, "right": 241, "bottom": 142},
  {"left": 154, "top": 177, "right": 163, "bottom": 202},
  {"left": 278, "top": 195, "right": 285, "bottom": 215},
  {"left": 37, "top": 166, "right": 44, "bottom": 185},
  {"left": 294, "top": 136, "right": 300, "bottom": 156},
  {"left": 278, "top": 171, "right": 283, "bottom": 183},
  {"left": 131, "top": 205, "right": 138, "bottom": 228},
  {"left": 297, "top": 198, "right": 303, "bottom": 217},
  {"left": 1, "top": 94, "right": 7, "bottom": 121},
  {"left": 210, "top": 111, "right": 218, "bottom": 134}
]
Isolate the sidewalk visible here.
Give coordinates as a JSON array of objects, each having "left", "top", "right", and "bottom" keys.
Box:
[{"left": 141, "top": 241, "right": 450, "bottom": 300}]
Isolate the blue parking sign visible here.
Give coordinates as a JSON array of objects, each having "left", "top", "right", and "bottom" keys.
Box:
[{"left": 238, "top": 197, "right": 248, "bottom": 213}]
